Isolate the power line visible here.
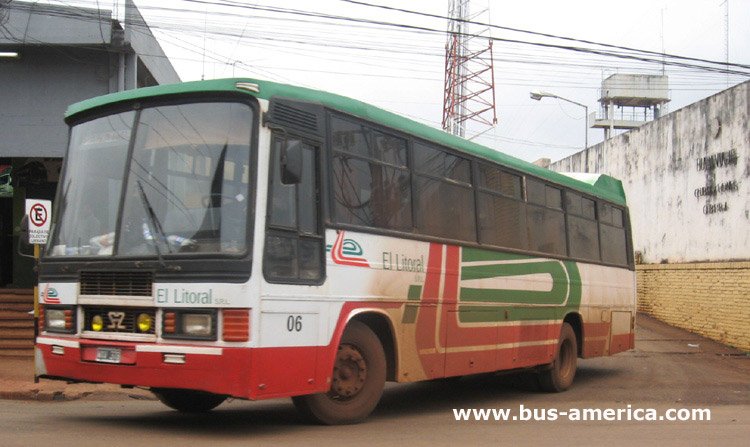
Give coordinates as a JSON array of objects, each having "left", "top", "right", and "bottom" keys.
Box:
[
  {"left": 8, "top": 1, "right": 748, "bottom": 90},
  {"left": 37, "top": 0, "right": 750, "bottom": 76},
  {"left": 14, "top": 1, "right": 750, "bottom": 78},
  {"left": 338, "top": 0, "right": 750, "bottom": 71},
  {"left": 170, "top": 0, "right": 750, "bottom": 75}
]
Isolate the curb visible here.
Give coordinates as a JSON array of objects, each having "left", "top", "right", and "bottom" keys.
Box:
[
  {"left": 0, "top": 389, "right": 89, "bottom": 401},
  {"left": 0, "top": 381, "right": 154, "bottom": 402}
]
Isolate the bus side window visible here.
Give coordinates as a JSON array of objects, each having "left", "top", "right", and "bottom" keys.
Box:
[
  {"left": 599, "top": 203, "right": 628, "bottom": 266},
  {"left": 413, "top": 142, "right": 476, "bottom": 242},
  {"left": 526, "top": 178, "right": 566, "bottom": 256},
  {"left": 264, "top": 136, "right": 323, "bottom": 283},
  {"left": 565, "top": 192, "right": 600, "bottom": 262}
]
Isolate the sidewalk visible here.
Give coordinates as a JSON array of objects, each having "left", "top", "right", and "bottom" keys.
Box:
[{"left": 0, "top": 355, "right": 151, "bottom": 401}]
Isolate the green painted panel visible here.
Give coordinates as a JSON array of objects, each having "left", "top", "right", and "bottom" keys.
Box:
[
  {"left": 456, "top": 249, "right": 583, "bottom": 323},
  {"left": 461, "top": 261, "right": 569, "bottom": 305},
  {"left": 457, "top": 305, "right": 561, "bottom": 322},
  {"left": 407, "top": 285, "right": 422, "bottom": 301},
  {"left": 401, "top": 285, "right": 423, "bottom": 324}
]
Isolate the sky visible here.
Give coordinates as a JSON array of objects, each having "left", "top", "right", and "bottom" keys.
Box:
[{"left": 34, "top": 0, "right": 750, "bottom": 162}]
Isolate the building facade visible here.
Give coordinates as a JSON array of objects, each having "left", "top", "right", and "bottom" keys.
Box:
[
  {"left": 0, "top": 0, "right": 179, "bottom": 288},
  {"left": 550, "top": 81, "right": 749, "bottom": 351},
  {"left": 0, "top": 0, "right": 179, "bottom": 355}
]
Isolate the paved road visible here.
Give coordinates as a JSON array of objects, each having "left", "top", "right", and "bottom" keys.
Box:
[{"left": 1, "top": 315, "right": 748, "bottom": 446}]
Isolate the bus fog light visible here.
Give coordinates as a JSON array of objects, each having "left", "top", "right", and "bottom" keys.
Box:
[
  {"left": 92, "top": 315, "right": 104, "bottom": 332},
  {"left": 137, "top": 313, "right": 152, "bottom": 333},
  {"left": 182, "top": 314, "right": 212, "bottom": 337}
]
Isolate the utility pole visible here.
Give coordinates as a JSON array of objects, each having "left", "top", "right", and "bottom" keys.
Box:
[{"left": 442, "top": 0, "right": 497, "bottom": 139}]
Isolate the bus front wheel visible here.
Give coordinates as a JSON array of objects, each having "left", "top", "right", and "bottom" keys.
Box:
[
  {"left": 293, "top": 320, "right": 386, "bottom": 425},
  {"left": 152, "top": 388, "right": 226, "bottom": 413},
  {"left": 538, "top": 322, "right": 577, "bottom": 392}
]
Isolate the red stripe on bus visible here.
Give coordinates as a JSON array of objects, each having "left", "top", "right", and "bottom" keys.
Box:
[
  {"left": 610, "top": 332, "right": 635, "bottom": 355},
  {"left": 583, "top": 339, "right": 607, "bottom": 358},
  {"left": 445, "top": 343, "right": 557, "bottom": 376},
  {"left": 414, "top": 242, "right": 446, "bottom": 378},
  {"left": 584, "top": 322, "right": 611, "bottom": 338}
]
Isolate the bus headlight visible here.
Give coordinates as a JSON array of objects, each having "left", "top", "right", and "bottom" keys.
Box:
[
  {"left": 162, "top": 310, "right": 216, "bottom": 340},
  {"left": 45, "top": 307, "right": 75, "bottom": 333},
  {"left": 182, "top": 314, "right": 212, "bottom": 337}
]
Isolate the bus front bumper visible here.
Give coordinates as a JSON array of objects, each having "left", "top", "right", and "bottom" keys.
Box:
[{"left": 35, "top": 336, "right": 252, "bottom": 398}]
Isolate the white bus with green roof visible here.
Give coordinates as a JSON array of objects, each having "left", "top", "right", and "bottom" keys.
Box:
[{"left": 35, "top": 78, "right": 635, "bottom": 424}]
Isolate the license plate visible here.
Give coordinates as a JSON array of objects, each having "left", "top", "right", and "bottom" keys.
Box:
[{"left": 95, "top": 347, "right": 122, "bottom": 364}]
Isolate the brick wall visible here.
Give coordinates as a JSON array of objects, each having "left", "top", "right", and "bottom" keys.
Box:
[
  {"left": 637, "top": 262, "right": 750, "bottom": 352},
  {"left": 0, "top": 289, "right": 34, "bottom": 357}
]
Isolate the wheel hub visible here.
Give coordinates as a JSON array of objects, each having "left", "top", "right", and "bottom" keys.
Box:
[{"left": 329, "top": 344, "right": 367, "bottom": 400}]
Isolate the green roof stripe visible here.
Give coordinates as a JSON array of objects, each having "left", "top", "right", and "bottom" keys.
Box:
[{"left": 65, "top": 78, "right": 626, "bottom": 205}]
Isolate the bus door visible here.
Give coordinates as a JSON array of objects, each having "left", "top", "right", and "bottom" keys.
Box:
[{"left": 257, "top": 136, "right": 325, "bottom": 397}]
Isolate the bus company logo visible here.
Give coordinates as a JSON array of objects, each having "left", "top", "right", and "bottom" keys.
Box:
[
  {"left": 326, "top": 240, "right": 364, "bottom": 257},
  {"left": 330, "top": 231, "right": 369, "bottom": 267},
  {"left": 43, "top": 285, "right": 61, "bottom": 304}
]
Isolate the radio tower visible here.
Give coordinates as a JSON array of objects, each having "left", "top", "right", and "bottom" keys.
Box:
[{"left": 442, "top": 0, "right": 497, "bottom": 138}]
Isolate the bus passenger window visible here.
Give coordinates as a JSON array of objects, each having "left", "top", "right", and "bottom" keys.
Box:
[
  {"left": 526, "top": 178, "right": 546, "bottom": 205},
  {"left": 330, "top": 116, "right": 412, "bottom": 231},
  {"left": 525, "top": 178, "right": 566, "bottom": 256},
  {"left": 565, "top": 192, "right": 600, "bottom": 262},
  {"left": 599, "top": 203, "right": 628, "bottom": 266},
  {"left": 476, "top": 163, "right": 522, "bottom": 199},
  {"left": 477, "top": 192, "right": 527, "bottom": 250},
  {"left": 413, "top": 142, "right": 475, "bottom": 242}
]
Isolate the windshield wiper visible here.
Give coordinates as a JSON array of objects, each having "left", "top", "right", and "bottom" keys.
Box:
[{"left": 136, "top": 180, "right": 172, "bottom": 267}]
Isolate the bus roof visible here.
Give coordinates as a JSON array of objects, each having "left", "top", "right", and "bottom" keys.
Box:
[{"left": 65, "top": 78, "right": 626, "bottom": 206}]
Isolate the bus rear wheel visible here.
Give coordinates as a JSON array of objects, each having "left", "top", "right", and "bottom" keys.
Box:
[
  {"left": 538, "top": 322, "right": 577, "bottom": 392},
  {"left": 152, "top": 388, "right": 226, "bottom": 413},
  {"left": 293, "top": 320, "right": 386, "bottom": 425}
]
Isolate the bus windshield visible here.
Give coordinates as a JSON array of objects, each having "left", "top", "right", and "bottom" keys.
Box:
[{"left": 48, "top": 101, "right": 254, "bottom": 258}]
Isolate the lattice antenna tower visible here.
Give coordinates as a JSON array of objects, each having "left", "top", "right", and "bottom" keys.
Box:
[{"left": 442, "top": 0, "right": 497, "bottom": 139}]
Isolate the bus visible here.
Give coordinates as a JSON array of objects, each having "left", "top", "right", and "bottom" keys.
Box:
[{"left": 35, "top": 78, "right": 635, "bottom": 425}]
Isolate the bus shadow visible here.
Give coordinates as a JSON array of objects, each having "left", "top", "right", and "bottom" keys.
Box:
[
  {"left": 66, "top": 400, "right": 308, "bottom": 436},
  {"left": 373, "top": 364, "right": 625, "bottom": 419},
  {"left": 66, "top": 365, "right": 623, "bottom": 433}
]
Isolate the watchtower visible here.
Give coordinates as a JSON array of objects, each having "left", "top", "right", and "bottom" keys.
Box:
[{"left": 591, "top": 74, "right": 670, "bottom": 139}]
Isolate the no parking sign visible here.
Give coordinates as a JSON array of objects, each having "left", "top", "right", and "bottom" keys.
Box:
[{"left": 25, "top": 199, "right": 52, "bottom": 245}]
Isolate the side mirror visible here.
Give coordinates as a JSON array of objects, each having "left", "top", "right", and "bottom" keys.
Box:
[
  {"left": 280, "top": 141, "right": 303, "bottom": 185},
  {"left": 17, "top": 214, "right": 35, "bottom": 259}
]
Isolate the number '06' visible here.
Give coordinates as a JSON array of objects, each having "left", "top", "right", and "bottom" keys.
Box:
[{"left": 286, "top": 315, "right": 303, "bottom": 332}]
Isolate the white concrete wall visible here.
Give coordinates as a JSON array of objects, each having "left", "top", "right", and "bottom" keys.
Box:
[{"left": 550, "top": 81, "right": 750, "bottom": 264}]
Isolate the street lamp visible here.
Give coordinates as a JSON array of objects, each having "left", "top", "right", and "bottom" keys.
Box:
[{"left": 530, "top": 90, "right": 588, "bottom": 152}]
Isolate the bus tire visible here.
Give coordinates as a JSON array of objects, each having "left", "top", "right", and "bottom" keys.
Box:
[
  {"left": 152, "top": 388, "right": 226, "bottom": 413},
  {"left": 292, "top": 320, "right": 386, "bottom": 425},
  {"left": 538, "top": 322, "right": 577, "bottom": 392}
]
